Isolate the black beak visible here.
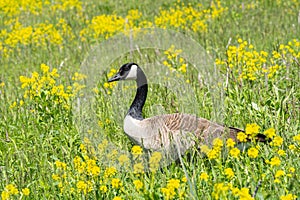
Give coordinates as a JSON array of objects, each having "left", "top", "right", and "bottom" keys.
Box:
[{"left": 108, "top": 72, "right": 121, "bottom": 82}]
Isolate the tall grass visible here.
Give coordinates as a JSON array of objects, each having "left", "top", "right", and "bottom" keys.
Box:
[{"left": 0, "top": 0, "right": 299, "bottom": 199}]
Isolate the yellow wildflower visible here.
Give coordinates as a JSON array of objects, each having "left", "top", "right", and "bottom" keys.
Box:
[
  {"left": 131, "top": 145, "right": 143, "bottom": 156},
  {"left": 167, "top": 179, "right": 180, "bottom": 189},
  {"left": 289, "top": 167, "right": 295, "bottom": 173},
  {"left": 207, "top": 148, "right": 220, "bottom": 160},
  {"left": 275, "top": 170, "right": 285, "bottom": 178},
  {"left": 99, "top": 185, "right": 108, "bottom": 193},
  {"left": 200, "top": 172, "right": 209, "bottom": 181},
  {"left": 55, "top": 160, "right": 67, "bottom": 170},
  {"left": 237, "top": 132, "right": 247, "bottom": 142},
  {"left": 293, "top": 134, "right": 300, "bottom": 142},
  {"left": 133, "top": 162, "right": 144, "bottom": 174},
  {"left": 212, "top": 183, "right": 229, "bottom": 199},
  {"left": 10, "top": 101, "right": 17, "bottom": 109},
  {"left": 181, "top": 177, "right": 187, "bottom": 183},
  {"left": 149, "top": 152, "right": 162, "bottom": 172},
  {"left": 76, "top": 181, "right": 87, "bottom": 193},
  {"left": 271, "top": 136, "right": 283, "bottom": 147},
  {"left": 268, "top": 156, "right": 281, "bottom": 167},
  {"left": 1, "top": 191, "right": 10, "bottom": 200},
  {"left": 104, "top": 167, "right": 117, "bottom": 178},
  {"left": 239, "top": 188, "right": 254, "bottom": 200},
  {"left": 22, "top": 188, "right": 30, "bottom": 196},
  {"left": 247, "top": 147, "right": 259, "bottom": 158},
  {"left": 40, "top": 63, "right": 50, "bottom": 74},
  {"left": 213, "top": 138, "right": 223, "bottom": 149},
  {"left": 200, "top": 145, "right": 210, "bottom": 154},
  {"left": 79, "top": 144, "right": 87, "bottom": 154},
  {"left": 245, "top": 123, "right": 260, "bottom": 137},
  {"left": 280, "top": 194, "right": 297, "bottom": 200},
  {"left": 133, "top": 180, "right": 143, "bottom": 191},
  {"left": 229, "top": 147, "right": 240, "bottom": 158},
  {"left": 263, "top": 128, "right": 276, "bottom": 138},
  {"left": 5, "top": 184, "right": 19, "bottom": 195},
  {"left": 118, "top": 154, "right": 130, "bottom": 166},
  {"left": 224, "top": 168, "right": 235, "bottom": 179},
  {"left": 277, "top": 149, "right": 286, "bottom": 156},
  {"left": 113, "top": 196, "right": 122, "bottom": 200},
  {"left": 72, "top": 72, "right": 87, "bottom": 81},
  {"left": 161, "top": 187, "right": 176, "bottom": 199},
  {"left": 231, "top": 187, "right": 240, "bottom": 196},
  {"left": 226, "top": 138, "right": 236, "bottom": 148},
  {"left": 111, "top": 178, "right": 122, "bottom": 189},
  {"left": 288, "top": 145, "right": 296, "bottom": 151},
  {"left": 52, "top": 174, "right": 60, "bottom": 181},
  {"left": 274, "top": 178, "right": 281, "bottom": 183}
]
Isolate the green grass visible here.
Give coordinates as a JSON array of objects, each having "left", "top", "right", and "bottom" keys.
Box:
[{"left": 1, "top": 0, "right": 300, "bottom": 199}]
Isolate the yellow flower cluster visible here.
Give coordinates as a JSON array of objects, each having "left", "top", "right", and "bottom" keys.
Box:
[
  {"left": 131, "top": 145, "right": 143, "bottom": 157},
  {"left": 50, "top": 0, "right": 82, "bottom": 12},
  {"left": 201, "top": 138, "right": 223, "bottom": 160},
  {"left": 1, "top": 184, "right": 30, "bottom": 200},
  {"left": 0, "top": 0, "right": 82, "bottom": 17},
  {"left": 133, "top": 180, "right": 143, "bottom": 191},
  {"left": 161, "top": 178, "right": 185, "bottom": 200},
  {"left": 18, "top": 64, "right": 85, "bottom": 111},
  {"left": 236, "top": 123, "right": 279, "bottom": 143},
  {"left": 264, "top": 128, "right": 276, "bottom": 139},
  {"left": 212, "top": 183, "right": 254, "bottom": 200},
  {"left": 44, "top": 125, "right": 299, "bottom": 199},
  {"left": 49, "top": 139, "right": 166, "bottom": 198},
  {"left": 76, "top": 180, "right": 93, "bottom": 194},
  {"left": 267, "top": 156, "right": 281, "bottom": 167},
  {"left": 229, "top": 147, "right": 240, "bottom": 158},
  {"left": 247, "top": 147, "right": 259, "bottom": 158},
  {"left": 149, "top": 152, "right": 162, "bottom": 172},
  {"left": 80, "top": 9, "right": 147, "bottom": 40},
  {"left": 118, "top": 154, "right": 130, "bottom": 166},
  {"left": 293, "top": 134, "right": 300, "bottom": 142},
  {"left": 199, "top": 172, "right": 209, "bottom": 181},
  {"left": 224, "top": 168, "right": 235, "bottom": 179},
  {"left": 280, "top": 194, "right": 298, "bottom": 200},
  {"left": 1, "top": 184, "right": 18, "bottom": 200},
  {"left": 163, "top": 45, "right": 188, "bottom": 75},
  {"left": 103, "top": 68, "right": 118, "bottom": 95},
  {"left": 80, "top": 1, "right": 227, "bottom": 41},
  {"left": 0, "top": 0, "right": 43, "bottom": 16},
  {"left": 1, "top": 19, "right": 74, "bottom": 58},
  {"left": 155, "top": 1, "right": 227, "bottom": 32},
  {"left": 216, "top": 38, "right": 300, "bottom": 81},
  {"left": 226, "top": 138, "right": 240, "bottom": 159},
  {"left": 245, "top": 123, "right": 260, "bottom": 137}
]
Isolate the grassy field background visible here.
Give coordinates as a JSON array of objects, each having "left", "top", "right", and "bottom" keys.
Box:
[{"left": 0, "top": 0, "right": 299, "bottom": 199}]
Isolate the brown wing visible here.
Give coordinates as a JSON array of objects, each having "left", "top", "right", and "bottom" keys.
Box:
[
  {"left": 159, "top": 113, "right": 267, "bottom": 144},
  {"left": 159, "top": 113, "right": 242, "bottom": 146}
]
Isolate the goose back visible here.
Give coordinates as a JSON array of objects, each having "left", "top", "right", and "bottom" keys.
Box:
[{"left": 124, "top": 113, "right": 240, "bottom": 155}]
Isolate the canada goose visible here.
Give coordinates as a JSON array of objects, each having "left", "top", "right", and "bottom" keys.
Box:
[{"left": 108, "top": 63, "right": 266, "bottom": 157}]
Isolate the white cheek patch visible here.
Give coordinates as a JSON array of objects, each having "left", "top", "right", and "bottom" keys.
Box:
[{"left": 125, "top": 64, "right": 137, "bottom": 80}]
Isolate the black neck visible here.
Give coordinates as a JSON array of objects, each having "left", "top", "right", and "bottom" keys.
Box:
[
  {"left": 127, "top": 84, "right": 148, "bottom": 120},
  {"left": 127, "top": 67, "right": 148, "bottom": 120}
]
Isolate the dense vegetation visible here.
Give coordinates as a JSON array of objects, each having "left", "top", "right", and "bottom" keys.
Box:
[{"left": 0, "top": 0, "right": 299, "bottom": 199}]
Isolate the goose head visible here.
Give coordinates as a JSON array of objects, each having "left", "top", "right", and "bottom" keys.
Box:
[
  {"left": 108, "top": 63, "right": 139, "bottom": 82},
  {"left": 108, "top": 63, "right": 147, "bottom": 87}
]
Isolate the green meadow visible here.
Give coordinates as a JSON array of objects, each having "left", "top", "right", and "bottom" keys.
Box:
[{"left": 0, "top": 0, "right": 299, "bottom": 199}]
